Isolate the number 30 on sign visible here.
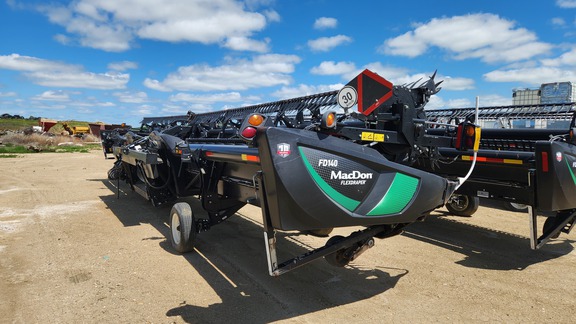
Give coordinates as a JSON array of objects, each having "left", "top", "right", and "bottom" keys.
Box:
[{"left": 337, "top": 86, "right": 358, "bottom": 109}]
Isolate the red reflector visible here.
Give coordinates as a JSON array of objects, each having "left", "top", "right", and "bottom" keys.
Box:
[
  {"left": 205, "top": 151, "right": 214, "bottom": 157},
  {"left": 541, "top": 152, "right": 549, "bottom": 172},
  {"left": 455, "top": 125, "right": 463, "bottom": 148},
  {"left": 241, "top": 126, "right": 257, "bottom": 138}
]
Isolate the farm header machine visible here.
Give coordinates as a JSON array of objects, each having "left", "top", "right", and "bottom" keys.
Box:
[
  {"left": 101, "top": 115, "right": 188, "bottom": 158},
  {"left": 107, "top": 69, "right": 576, "bottom": 276}
]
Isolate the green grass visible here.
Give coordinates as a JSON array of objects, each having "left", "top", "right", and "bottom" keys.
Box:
[
  {"left": 0, "top": 118, "right": 37, "bottom": 130},
  {"left": 0, "top": 118, "right": 91, "bottom": 132},
  {"left": 51, "top": 144, "right": 102, "bottom": 153},
  {"left": 0, "top": 154, "right": 19, "bottom": 158},
  {"left": 0, "top": 144, "right": 30, "bottom": 154}
]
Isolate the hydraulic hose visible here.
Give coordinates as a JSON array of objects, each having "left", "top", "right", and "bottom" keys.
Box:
[{"left": 456, "top": 96, "right": 480, "bottom": 190}]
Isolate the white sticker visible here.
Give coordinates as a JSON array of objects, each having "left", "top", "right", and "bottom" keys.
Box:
[{"left": 477, "top": 190, "right": 489, "bottom": 198}]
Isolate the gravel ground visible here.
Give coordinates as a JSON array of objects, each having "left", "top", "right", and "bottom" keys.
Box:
[{"left": 0, "top": 150, "right": 574, "bottom": 323}]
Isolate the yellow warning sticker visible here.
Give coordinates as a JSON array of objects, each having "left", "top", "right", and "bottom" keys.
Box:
[
  {"left": 361, "top": 132, "right": 374, "bottom": 141},
  {"left": 373, "top": 133, "right": 385, "bottom": 142},
  {"left": 361, "top": 132, "right": 385, "bottom": 142}
]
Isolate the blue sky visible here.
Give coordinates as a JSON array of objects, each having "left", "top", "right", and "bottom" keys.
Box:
[{"left": 2, "top": 0, "right": 576, "bottom": 127}]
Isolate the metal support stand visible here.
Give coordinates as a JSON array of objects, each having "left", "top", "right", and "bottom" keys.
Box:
[
  {"left": 117, "top": 174, "right": 120, "bottom": 199},
  {"left": 528, "top": 206, "right": 538, "bottom": 250},
  {"left": 529, "top": 207, "right": 576, "bottom": 250},
  {"left": 255, "top": 173, "right": 400, "bottom": 276}
]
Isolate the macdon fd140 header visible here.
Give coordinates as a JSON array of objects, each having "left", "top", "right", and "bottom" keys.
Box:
[{"left": 106, "top": 69, "right": 575, "bottom": 276}]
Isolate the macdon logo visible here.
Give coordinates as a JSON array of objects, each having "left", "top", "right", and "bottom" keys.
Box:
[{"left": 330, "top": 170, "right": 373, "bottom": 185}]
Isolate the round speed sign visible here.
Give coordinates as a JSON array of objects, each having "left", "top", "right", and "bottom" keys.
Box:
[{"left": 337, "top": 86, "right": 358, "bottom": 109}]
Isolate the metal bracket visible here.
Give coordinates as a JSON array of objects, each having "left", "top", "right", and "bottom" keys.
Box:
[
  {"left": 255, "top": 171, "right": 394, "bottom": 276},
  {"left": 261, "top": 224, "right": 396, "bottom": 276}
]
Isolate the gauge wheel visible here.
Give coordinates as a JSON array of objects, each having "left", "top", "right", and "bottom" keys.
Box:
[
  {"left": 324, "top": 235, "right": 349, "bottom": 267},
  {"left": 506, "top": 202, "right": 529, "bottom": 212},
  {"left": 169, "top": 202, "right": 196, "bottom": 253},
  {"left": 308, "top": 228, "right": 334, "bottom": 237},
  {"left": 446, "top": 194, "right": 479, "bottom": 217},
  {"left": 543, "top": 217, "right": 561, "bottom": 239}
]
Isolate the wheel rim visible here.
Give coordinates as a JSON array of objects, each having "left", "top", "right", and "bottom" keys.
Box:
[
  {"left": 171, "top": 212, "right": 181, "bottom": 245},
  {"left": 510, "top": 202, "right": 528, "bottom": 210},
  {"left": 450, "top": 195, "right": 469, "bottom": 211}
]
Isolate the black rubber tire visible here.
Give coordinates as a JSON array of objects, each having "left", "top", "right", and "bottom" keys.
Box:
[
  {"left": 107, "top": 167, "right": 118, "bottom": 180},
  {"left": 324, "top": 235, "right": 349, "bottom": 267},
  {"left": 169, "top": 202, "right": 196, "bottom": 253},
  {"left": 543, "top": 216, "right": 561, "bottom": 239},
  {"left": 446, "top": 194, "right": 479, "bottom": 217},
  {"left": 308, "top": 228, "right": 334, "bottom": 237},
  {"left": 505, "top": 202, "right": 529, "bottom": 212}
]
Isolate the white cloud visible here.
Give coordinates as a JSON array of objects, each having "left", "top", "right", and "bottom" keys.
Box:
[
  {"left": 0, "top": 92, "right": 17, "bottom": 97},
  {"left": 423, "top": 95, "right": 446, "bottom": 110},
  {"left": 479, "top": 46, "right": 576, "bottom": 85},
  {"left": 144, "top": 54, "right": 301, "bottom": 92},
  {"left": 339, "top": 62, "right": 426, "bottom": 87},
  {"left": 541, "top": 47, "right": 576, "bottom": 66},
  {"left": 75, "top": 100, "right": 116, "bottom": 107},
  {"left": 32, "top": 90, "right": 70, "bottom": 102},
  {"left": 223, "top": 36, "right": 270, "bottom": 53},
  {"left": 551, "top": 17, "right": 567, "bottom": 26},
  {"left": 359, "top": 63, "right": 411, "bottom": 83},
  {"left": 0, "top": 53, "right": 77, "bottom": 72},
  {"left": 169, "top": 92, "right": 259, "bottom": 103},
  {"left": 186, "top": 103, "right": 218, "bottom": 114},
  {"left": 143, "top": 79, "right": 172, "bottom": 92},
  {"left": 114, "top": 91, "right": 148, "bottom": 103},
  {"left": 0, "top": 54, "right": 129, "bottom": 89},
  {"left": 445, "top": 98, "right": 474, "bottom": 108},
  {"left": 313, "top": 17, "right": 337, "bottom": 30},
  {"left": 393, "top": 73, "right": 472, "bottom": 91},
  {"left": 557, "top": 0, "right": 576, "bottom": 8},
  {"left": 379, "top": 13, "right": 552, "bottom": 63},
  {"left": 308, "top": 35, "right": 352, "bottom": 52},
  {"left": 310, "top": 61, "right": 357, "bottom": 75},
  {"left": 484, "top": 66, "right": 576, "bottom": 84},
  {"left": 310, "top": 61, "right": 473, "bottom": 92},
  {"left": 263, "top": 9, "right": 281, "bottom": 23},
  {"left": 134, "top": 105, "right": 156, "bottom": 116},
  {"left": 424, "top": 96, "right": 505, "bottom": 110},
  {"left": 53, "top": 34, "right": 71, "bottom": 45},
  {"left": 271, "top": 84, "right": 343, "bottom": 99},
  {"left": 28, "top": 71, "right": 129, "bottom": 89},
  {"left": 65, "top": 15, "right": 133, "bottom": 52},
  {"left": 36, "top": 0, "right": 273, "bottom": 52},
  {"left": 440, "top": 76, "right": 475, "bottom": 91},
  {"left": 108, "top": 61, "right": 138, "bottom": 71},
  {"left": 136, "top": 14, "right": 264, "bottom": 44},
  {"left": 476, "top": 94, "right": 512, "bottom": 107}
]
